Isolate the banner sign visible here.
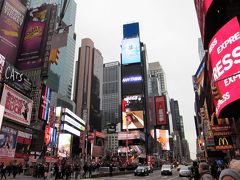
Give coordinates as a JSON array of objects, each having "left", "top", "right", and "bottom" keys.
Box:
[
  {"left": 208, "top": 17, "right": 240, "bottom": 117},
  {"left": 0, "top": 0, "right": 27, "bottom": 65},
  {"left": 39, "top": 84, "right": 51, "bottom": 121},
  {"left": 0, "top": 126, "right": 17, "bottom": 158},
  {"left": 214, "top": 135, "right": 233, "bottom": 150},
  {"left": 16, "top": 5, "right": 51, "bottom": 70},
  {"left": 0, "top": 84, "right": 33, "bottom": 125},
  {"left": 3, "top": 62, "right": 32, "bottom": 96},
  {"left": 155, "top": 96, "right": 167, "bottom": 125}
]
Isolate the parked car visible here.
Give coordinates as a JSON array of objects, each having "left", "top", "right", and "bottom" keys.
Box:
[
  {"left": 161, "top": 164, "right": 172, "bottom": 175},
  {"left": 179, "top": 166, "right": 192, "bottom": 177},
  {"left": 134, "top": 166, "right": 149, "bottom": 176}
]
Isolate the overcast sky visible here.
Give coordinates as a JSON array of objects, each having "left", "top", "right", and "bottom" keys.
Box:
[{"left": 75, "top": 0, "right": 201, "bottom": 159}]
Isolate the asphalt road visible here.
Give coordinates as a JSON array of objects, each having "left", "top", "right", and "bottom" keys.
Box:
[
  {"left": 90, "top": 169, "right": 191, "bottom": 180},
  {"left": 8, "top": 169, "right": 191, "bottom": 180}
]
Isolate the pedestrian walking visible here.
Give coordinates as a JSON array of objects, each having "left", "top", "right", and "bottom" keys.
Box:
[
  {"left": 229, "top": 159, "right": 240, "bottom": 173},
  {"left": 190, "top": 161, "right": 200, "bottom": 180},
  {"left": 198, "top": 162, "right": 214, "bottom": 180},
  {"left": 109, "top": 164, "right": 113, "bottom": 177},
  {"left": 12, "top": 163, "right": 18, "bottom": 178},
  {"left": 0, "top": 162, "right": 6, "bottom": 180},
  {"left": 82, "top": 163, "right": 88, "bottom": 178}
]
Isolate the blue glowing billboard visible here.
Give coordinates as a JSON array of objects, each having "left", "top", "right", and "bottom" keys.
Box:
[{"left": 121, "top": 37, "right": 141, "bottom": 65}]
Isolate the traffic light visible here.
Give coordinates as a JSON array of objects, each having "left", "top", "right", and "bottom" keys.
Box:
[
  {"left": 212, "top": 85, "right": 222, "bottom": 100},
  {"left": 49, "top": 48, "right": 59, "bottom": 64}
]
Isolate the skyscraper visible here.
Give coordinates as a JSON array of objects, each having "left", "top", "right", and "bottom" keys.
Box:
[
  {"left": 30, "top": 0, "right": 77, "bottom": 110},
  {"left": 148, "top": 62, "right": 173, "bottom": 133},
  {"left": 102, "top": 62, "right": 121, "bottom": 130},
  {"left": 75, "top": 38, "right": 103, "bottom": 132}
]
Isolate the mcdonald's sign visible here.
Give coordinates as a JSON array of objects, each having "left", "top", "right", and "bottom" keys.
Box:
[{"left": 214, "top": 136, "right": 233, "bottom": 150}]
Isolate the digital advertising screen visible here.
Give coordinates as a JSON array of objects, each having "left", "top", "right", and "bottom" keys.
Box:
[
  {"left": 122, "top": 95, "right": 144, "bottom": 130},
  {"left": 156, "top": 129, "right": 170, "bottom": 151},
  {"left": 121, "top": 37, "right": 141, "bottom": 65},
  {"left": 121, "top": 64, "right": 143, "bottom": 95},
  {"left": 58, "top": 133, "right": 72, "bottom": 157},
  {"left": 208, "top": 17, "right": 240, "bottom": 117}
]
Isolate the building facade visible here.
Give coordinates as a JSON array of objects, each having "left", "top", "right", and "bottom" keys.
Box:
[
  {"left": 75, "top": 38, "right": 103, "bottom": 132},
  {"left": 102, "top": 62, "right": 121, "bottom": 130}
]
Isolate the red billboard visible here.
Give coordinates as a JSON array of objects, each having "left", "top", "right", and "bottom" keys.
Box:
[
  {"left": 155, "top": 96, "right": 167, "bottom": 125},
  {"left": 0, "top": 0, "right": 27, "bottom": 65},
  {"left": 208, "top": 17, "right": 240, "bottom": 117},
  {"left": 16, "top": 5, "right": 51, "bottom": 70},
  {"left": 0, "top": 84, "right": 33, "bottom": 125}
]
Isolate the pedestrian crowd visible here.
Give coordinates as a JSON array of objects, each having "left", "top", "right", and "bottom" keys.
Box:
[
  {"left": 190, "top": 159, "right": 240, "bottom": 180},
  {"left": 0, "top": 162, "right": 23, "bottom": 179}
]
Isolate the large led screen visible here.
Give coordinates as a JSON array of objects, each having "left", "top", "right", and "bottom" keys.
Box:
[
  {"left": 121, "top": 37, "right": 141, "bottom": 65},
  {"left": 155, "top": 96, "right": 167, "bottom": 125},
  {"left": 39, "top": 84, "right": 51, "bottom": 121},
  {"left": 58, "top": 133, "right": 72, "bottom": 157},
  {"left": 155, "top": 129, "right": 170, "bottom": 151},
  {"left": 121, "top": 64, "right": 143, "bottom": 95},
  {"left": 208, "top": 17, "right": 240, "bottom": 117},
  {"left": 122, "top": 95, "right": 144, "bottom": 130}
]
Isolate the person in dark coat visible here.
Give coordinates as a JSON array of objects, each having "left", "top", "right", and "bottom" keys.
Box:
[
  {"left": 12, "top": 163, "right": 18, "bottom": 178},
  {"left": 0, "top": 162, "right": 6, "bottom": 179},
  {"left": 109, "top": 164, "right": 113, "bottom": 177}
]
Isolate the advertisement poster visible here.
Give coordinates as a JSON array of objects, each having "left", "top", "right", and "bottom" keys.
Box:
[
  {"left": 0, "top": 126, "right": 17, "bottom": 158},
  {"left": 0, "top": 105, "right": 5, "bottom": 130},
  {"left": 3, "top": 62, "right": 32, "bottom": 96},
  {"left": 0, "top": 0, "right": 27, "bottom": 65},
  {"left": 122, "top": 95, "right": 144, "bottom": 130},
  {"left": 0, "top": 54, "right": 5, "bottom": 82},
  {"left": 58, "top": 133, "right": 72, "bottom": 157},
  {"left": 0, "top": 84, "right": 33, "bottom": 125},
  {"left": 208, "top": 17, "right": 240, "bottom": 117},
  {"left": 155, "top": 96, "right": 167, "bottom": 125},
  {"left": 121, "top": 37, "right": 141, "bottom": 65},
  {"left": 16, "top": 5, "right": 51, "bottom": 70},
  {"left": 214, "top": 135, "right": 233, "bottom": 150},
  {"left": 39, "top": 84, "right": 51, "bottom": 121},
  {"left": 15, "top": 131, "right": 32, "bottom": 158}
]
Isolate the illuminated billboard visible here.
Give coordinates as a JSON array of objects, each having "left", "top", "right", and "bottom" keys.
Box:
[
  {"left": 58, "top": 133, "right": 72, "bottom": 157},
  {"left": 208, "top": 17, "right": 240, "bottom": 117},
  {"left": 122, "top": 95, "right": 144, "bottom": 130},
  {"left": 0, "top": 0, "right": 27, "bottom": 65},
  {"left": 121, "top": 64, "right": 143, "bottom": 95},
  {"left": 155, "top": 96, "right": 167, "bottom": 125},
  {"left": 155, "top": 129, "right": 170, "bottom": 151},
  {"left": 121, "top": 37, "right": 141, "bottom": 65}
]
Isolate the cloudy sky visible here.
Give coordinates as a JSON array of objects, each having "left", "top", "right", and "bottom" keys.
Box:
[{"left": 75, "top": 0, "right": 201, "bottom": 159}]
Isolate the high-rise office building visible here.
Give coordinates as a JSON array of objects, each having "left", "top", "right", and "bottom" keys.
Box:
[
  {"left": 75, "top": 38, "right": 103, "bottom": 132},
  {"left": 30, "top": 0, "right": 77, "bottom": 110},
  {"left": 102, "top": 62, "right": 121, "bottom": 130},
  {"left": 148, "top": 62, "right": 173, "bottom": 133}
]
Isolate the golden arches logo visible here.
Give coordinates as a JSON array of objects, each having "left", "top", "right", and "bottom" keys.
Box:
[{"left": 218, "top": 137, "right": 228, "bottom": 146}]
